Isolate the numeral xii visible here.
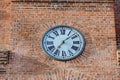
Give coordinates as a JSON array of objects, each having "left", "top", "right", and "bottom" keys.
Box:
[{"left": 60, "top": 28, "right": 65, "bottom": 35}]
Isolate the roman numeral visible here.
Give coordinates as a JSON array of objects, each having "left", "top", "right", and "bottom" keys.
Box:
[
  {"left": 73, "top": 41, "right": 80, "bottom": 44},
  {"left": 62, "top": 51, "right": 66, "bottom": 57},
  {"left": 48, "top": 35, "right": 55, "bottom": 39},
  {"left": 71, "top": 35, "right": 78, "bottom": 39},
  {"left": 48, "top": 46, "right": 55, "bottom": 52},
  {"left": 68, "top": 50, "right": 73, "bottom": 56},
  {"left": 71, "top": 46, "right": 79, "bottom": 51},
  {"left": 54, "top": 49, "right": 60, "bottom": 56},
  {"left": 60, "top": 28, "right": 65, "bottom": 35},
  {"left": 46, "top": 41, "right": 53, "bottom": 45},
  {"left": 67, "top": 30, "right": 72, "bottom": 36},
  {"left": 53, "top": 31, "right": 59, "bottom": 36}
]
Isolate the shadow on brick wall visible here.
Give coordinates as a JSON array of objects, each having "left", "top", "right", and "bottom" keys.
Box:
[{"left": 115, "top": 0, "right": 120, "bottom": 49}]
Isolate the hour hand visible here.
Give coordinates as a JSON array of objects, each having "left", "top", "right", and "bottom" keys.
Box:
[{"left": 57, "top": 41, "right": 64, "bottom": 48}]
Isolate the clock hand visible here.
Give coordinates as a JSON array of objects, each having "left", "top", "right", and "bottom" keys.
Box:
[
  {"left": 52, "top": 41, "right": 64, "bottom": 53},
  {"left": 56, "top": 33, "right": 77, "bottom": 49},
  {"left": 57, "top": 40, "right": 64, "bottom": 48},
  {"left": 64, "top": 33, "right": 77, "bottom": 42},
  {"left": 55, "top": 33, "right": 77, "bottom": 50}
]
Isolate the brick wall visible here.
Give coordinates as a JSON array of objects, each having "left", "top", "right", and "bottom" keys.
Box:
[
  {"left": 0, "top": 0, "right": 11, "bottom": 51},
  {"left": 12, "top": 0, "right": 114, "bottom": 3},
  {"left": 0, "top": 0, "right": 119, "bottom": 80},
  {"left": 0, "top": 0, "right": 11, "bottom": 77},
  {"left": 115, "top": 0, "right": 120, "bottom": 49}
]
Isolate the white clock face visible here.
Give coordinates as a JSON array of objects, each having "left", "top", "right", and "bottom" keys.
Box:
[{"left": 42, "top": 25, "right": 86, "bottom": 61}]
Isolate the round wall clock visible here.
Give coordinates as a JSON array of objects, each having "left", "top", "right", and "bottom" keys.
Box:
[{"left": 42, "top": 25, "right": 86, "bottom": 61}]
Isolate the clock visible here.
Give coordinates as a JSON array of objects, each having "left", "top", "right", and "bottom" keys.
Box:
[{"left": 42, "top": 25, "right": 86, "bottom": 61}]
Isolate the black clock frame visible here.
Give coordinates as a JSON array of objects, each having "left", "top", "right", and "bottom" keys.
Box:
[{"left": 41, "top": 25, "right": 86, "bottom": 61}]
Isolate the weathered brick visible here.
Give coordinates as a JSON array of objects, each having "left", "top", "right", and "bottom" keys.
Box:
[
  {"left": 0, "top": 0, "right": 119, "bottom": 80},
  {"left": 0, "top": 0, "right": 11, "bottom": 9},
  {"left": 0, "top": 10, "right": 10, "bottom": 20}
]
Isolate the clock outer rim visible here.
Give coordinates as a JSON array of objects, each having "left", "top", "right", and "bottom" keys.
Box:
[{"left": 41, "top": 25, "right": 86, "bottom": 61}]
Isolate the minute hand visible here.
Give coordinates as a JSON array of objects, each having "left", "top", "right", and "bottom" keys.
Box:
[{"left": 64, "top": 33, "right": 77, "bottom": 41}]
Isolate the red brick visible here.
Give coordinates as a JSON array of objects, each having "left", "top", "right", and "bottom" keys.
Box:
[{"left": 0, "top": 0, "right": 119, "bottom": 80}]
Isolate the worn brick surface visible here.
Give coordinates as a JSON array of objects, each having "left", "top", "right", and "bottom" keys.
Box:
[
  {"left": 0, "top": 0, "right": 120, "bottom": 80},
  {"left": 0, "top": 0, "right": 11, "bottom": 9},
  {"left": 12, "top": 0, "right": 114, "bottom": 3},
  {"left": 0, "top": 0, "right": 11, "bottom": 50},
  {"left": 115, "top": 0, "right": 120, "bottom": 49},
  {"left": 0, "top": 0, "right": 11, "bottom": 76}
]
